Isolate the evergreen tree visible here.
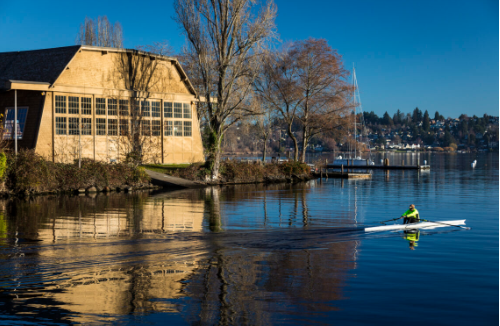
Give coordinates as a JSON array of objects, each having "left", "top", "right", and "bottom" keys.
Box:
[
  {"left": 412, "top": 107, "right": 422, "bottom": 124},
  {"left": 382, "top": 111, "right": 393, "bottom": 126},
  {"left": 434, "top": 111, "right": 444, "bottom": 120},
  {"left": 443, "top": 130, "right": 455, "bottom": 147},
  {"left": 423, "top": 110, "right": 430, "bottom": 131}
]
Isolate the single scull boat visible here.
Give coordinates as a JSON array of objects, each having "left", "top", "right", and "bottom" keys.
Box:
[{"left": 365, "top": 220, "right": 467, "bottom": 232}]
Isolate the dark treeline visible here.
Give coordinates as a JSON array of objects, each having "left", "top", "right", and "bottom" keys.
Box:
[{"left": 361, "top": 108, "right": 499, "bottom": 150}]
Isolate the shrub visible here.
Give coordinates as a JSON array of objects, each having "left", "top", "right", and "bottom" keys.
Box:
[
  {"left": 5, "top": 149, "right": 150, "bottom": 193},
  {"left": 279, "top": 161, "right": 309, "bottom": 175},
  {"left": 0, "top": 152, "right": 6, "bottom": 180}
]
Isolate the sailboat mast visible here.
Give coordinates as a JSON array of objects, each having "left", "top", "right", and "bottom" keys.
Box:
[{"left": 353, "top": 66, "right": 357, "bottom": 159}]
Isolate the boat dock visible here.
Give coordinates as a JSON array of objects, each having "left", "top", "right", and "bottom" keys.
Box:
[
  {"left": 313, "top": 171, "right": 372, "bottom": 179},
  {"left": 326, "top": 164, "right": 430, "bottom": 170}
]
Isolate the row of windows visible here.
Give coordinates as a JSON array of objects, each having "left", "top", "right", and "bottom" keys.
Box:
[
  {"left": 55, "top": 117, "right": 192, "bottom": 137},
  {"left": 55, "top": 96, "right": 192, "bottom": 119}
]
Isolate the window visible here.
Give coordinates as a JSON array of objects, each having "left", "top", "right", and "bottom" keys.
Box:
[
  {"left": 141, "top": 101, "right": 150, "bottom": 117},
  {"left": 108, "top": 119, "right": 118, "bottom": 136},
  {"left": 56, "top": 117, "right": 66, "bottom": 135},
  {"left": 81, "top": 97, "right": 92, "bottom": 115},
  {"left": 119, "top": 99, "right": 129, "bottom": 116},
  {"left": 174, "top": 121, "right": 183, "bottom": 136},
  {"left": 141, "top": 120, "right": 151, "bottom": 136},
  {"left": 55, "top": 96, "right": 66, "bottom": 114},
  {"left": 108, "top": 99, "right": 117, "bottom": 116},
  {"left": 69, "top": 96, "right": 79, "bottom": 114},
  {"left": 164, "top": 102, "right": 172, "bottom": 118},
  {"left": 96, "top": 98, "right": 106, "bottom": 115},
  {"left": 120, "top": 119, "right": 129, "bottom": 136},
  {"left": 152, "top": 101, "right": 161, "bottom": 117},
  {"left": 174, "top": 103, "right": 182, "bottom": 118},
  {"left": 183, "top": 103, "right": 192, "bottom": 119},
  {"left": 3, "top": 107, "right": 28, "bottom": 139},
  {"left": 69, "top": 117, "right": 80, "bottom": 135},
  {"left": 184, "top": 121, "right": 192, "bottom": 137},
  {"left": 164, "top": 121, "right": 172, "bottom": 136},
  {"left": 96, "top": 118, "right": 106, "bottom": 135},
  {"left": 82, "top": 118, "right": 92, "bottom": 135},
  {"left": 152, "top": 120, "right": 161, "bottom": 136}
]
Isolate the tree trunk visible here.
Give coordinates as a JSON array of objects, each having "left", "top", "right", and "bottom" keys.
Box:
[
  {"left": 300, "top": 129, "right": 308, "bottom": 163},
  {"left": 287, "top": 124, "right": 299, "bottom": 161},
  {"left": 262, "top": 139, "right": 267, "bottom": 162},
  {"left": 205, "top": 123, "right": 223, "bottom": 180}
]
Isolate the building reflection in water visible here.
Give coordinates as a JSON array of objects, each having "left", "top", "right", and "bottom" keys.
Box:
[{"left": 0, "top": 183, "right": 359, "bottom": 325}]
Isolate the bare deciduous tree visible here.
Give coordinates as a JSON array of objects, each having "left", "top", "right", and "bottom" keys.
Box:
[
  {"left": 293, "top": 39, "right": 352, "bottom": 162},
  {"left": 174, "top": 0, "right": 277, "bottom": 179},
  {"left": 256, "top": 39, "right": 353, "bottom": 162},
  {"left": 253, "top": 98, "right": 275, "bottom": 161},
  {"left": 76, "top": 16, "right": 123, "bottom": 48}
]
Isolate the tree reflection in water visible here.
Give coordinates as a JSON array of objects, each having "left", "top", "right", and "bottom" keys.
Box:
[{"left": 0, "top": 183, "right": 359, "bottom": 325}]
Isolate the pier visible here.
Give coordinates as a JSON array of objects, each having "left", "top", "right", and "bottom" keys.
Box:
[
  {"left": 326, "top": 164, "right": 430, "bottom": 171},
  {"left": 313, "top": 171, "right": 372, "bottom": 179}
]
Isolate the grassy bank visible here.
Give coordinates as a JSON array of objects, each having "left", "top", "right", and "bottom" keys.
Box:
[{"left": 1, "top": 150, "right": 151, "bottom": 196}]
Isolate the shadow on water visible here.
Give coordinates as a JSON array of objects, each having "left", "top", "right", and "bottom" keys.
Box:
[{"left": 0, "top": 185, "right": 364, "bottom": 325}]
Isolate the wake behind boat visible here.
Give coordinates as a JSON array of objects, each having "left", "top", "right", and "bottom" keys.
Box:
[{"left": 365, "top": 220, "right": 468, "bottom": 232}]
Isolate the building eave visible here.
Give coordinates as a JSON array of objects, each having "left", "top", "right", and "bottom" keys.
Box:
[{"left": 5, "top": 80, "right": 50, "bottom": 91}]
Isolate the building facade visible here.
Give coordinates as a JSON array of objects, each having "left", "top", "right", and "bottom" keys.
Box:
[{"left": 0, "top": 45, "right": 205, "bottom": 164}]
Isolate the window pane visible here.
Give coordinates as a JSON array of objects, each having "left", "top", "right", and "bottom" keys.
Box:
[
  {"left": 96, "top": 98, "right": 106, "bottom": 115},
  {"left": 56, "top": 117, "right": 66, "bottom": 135},
  {"left": 96, "top": 118, "right": 106, "bottom": 135},
  {"left": 108, "top": 99, "right": 117, "bottom": 116},
  {"left": 152, "top": 120, "right": 161, "bottom": 136},
  {"left": 69, "top": 96, "right": 79, "bottom": 114},
  {"left": 183, "top": 103, "right": 192, "bottom": 119},
  {"left": 141, "top": 101, "right": 150, "bottom": 117},
  {"left": 164, "top": 102, "right": 172, "bottom": 118},
  {"left": 152, "top": 101, "right": 161, "bottom": 117},
  {"left": 69, "top": 117, "right": 79, "bottom": 135},
  {"left": 120, "top": 119, "right": 129, "bottom": 136},
  {"left": 183, "top": 121, "right": 192, "bottom": 137},
  {"left": 174, "top": 121, "right": 183, "bottom": 136},
  {"left": 55, "top": 96, "right": 66, "bottom": 114},
  {"left": 164, "top": 121, "right": 172, "bottom": 136},
  {"left": 82, "top": 118, "right": 92, "bottom": 135},
  {"left": 108, "top": 119, "right": 118, "bottom": 136},
  {"left": 3, "top": 107, "right": 28, "bottom": 139},
  {"left": 141, "top": 120, "right": 151, "bottom": 136},
  {"left": 119, "top": 99, "right": 129, "bottom": 116},
  {"left": 82, "top": 97, "right": 92, "bottom": 115},
  {"left": 174, "top": 103, "right": 182, "bottom": 118}
]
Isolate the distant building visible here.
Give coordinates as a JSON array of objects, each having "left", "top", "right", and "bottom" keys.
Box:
[{"left": 0, "top": 45, "right": 204, "bottom": 164}]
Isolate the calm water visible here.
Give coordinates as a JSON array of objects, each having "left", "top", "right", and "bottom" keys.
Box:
[{"left": 0, "top": 153, "right": 497, "bottom": 325}]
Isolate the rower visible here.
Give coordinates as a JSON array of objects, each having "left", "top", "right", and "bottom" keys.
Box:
[{"left": 399, "top": 204, "right": 420, "bottom": 224}]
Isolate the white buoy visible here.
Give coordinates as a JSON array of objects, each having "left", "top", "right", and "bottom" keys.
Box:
[{"left": 471, "top": 160, "right": 477, "bottom": 168}]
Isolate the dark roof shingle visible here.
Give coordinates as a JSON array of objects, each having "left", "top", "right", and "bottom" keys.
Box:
[{"left": 0, "top": 45, "right": 81, "bottom": 88}]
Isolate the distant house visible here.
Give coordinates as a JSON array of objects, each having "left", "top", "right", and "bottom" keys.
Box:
[{"left": 0, "top": 45, "right": 204, "bottom": 164}]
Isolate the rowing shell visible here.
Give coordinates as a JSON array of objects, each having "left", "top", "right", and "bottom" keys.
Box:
[{"left": 365, "top": 220, "right": 466, "bottom": 232}]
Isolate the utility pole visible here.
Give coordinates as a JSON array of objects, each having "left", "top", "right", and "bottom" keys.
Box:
[{"left": 14, "top": 90, "right": 17, "bottom": 155}]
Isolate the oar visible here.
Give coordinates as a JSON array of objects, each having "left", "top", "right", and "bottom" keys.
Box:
[
  {"left": 420, "top": 219, "right": 471, "bottom": 230},
  {"left": 379, "top": 217, "right": 401, "bottom": 224}
]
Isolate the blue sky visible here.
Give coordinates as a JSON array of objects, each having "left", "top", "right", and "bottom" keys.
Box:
[{"left": 1, "top": 0, "right": 498, "bottom": 118}]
